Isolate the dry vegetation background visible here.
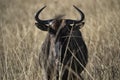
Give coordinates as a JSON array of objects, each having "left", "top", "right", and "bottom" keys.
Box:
[{"left": 0, "top": 0, "right": 120, "bottom": 80}]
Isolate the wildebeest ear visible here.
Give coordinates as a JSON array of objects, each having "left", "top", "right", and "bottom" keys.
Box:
[
  {"left": 74, "top": 22, "right": 85, "bottom": 29},
  {"left": 35, "top": 23, "right": 48, "bottom": 31},
  {"left": 35, "top": 22, "right": 56, "bottom": 34}
]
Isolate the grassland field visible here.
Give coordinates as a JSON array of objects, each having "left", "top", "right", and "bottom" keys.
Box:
[{"left": 0, "top": 0, "right": 120, "bottom": 80}]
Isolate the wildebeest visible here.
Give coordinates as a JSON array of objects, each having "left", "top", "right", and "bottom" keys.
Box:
[{"left": 35, "top": 5, "right": 88, "bottom": 80}]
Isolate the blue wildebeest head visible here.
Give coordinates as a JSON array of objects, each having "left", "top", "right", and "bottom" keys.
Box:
[{"left": 35, "top": 5, "right": 88, "bottom": 80}]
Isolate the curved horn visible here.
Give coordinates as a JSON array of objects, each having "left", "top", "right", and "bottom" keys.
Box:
[
  {"left": 35, "top": 6, "right": 53, "bottom": 24},
  {"left": 66, "top": 5, "right": 85, "bottom": 24}
]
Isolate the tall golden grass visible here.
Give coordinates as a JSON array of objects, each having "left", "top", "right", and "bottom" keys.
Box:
[{"left": 0, "top": 0, "right": 120, "bottom": 80}]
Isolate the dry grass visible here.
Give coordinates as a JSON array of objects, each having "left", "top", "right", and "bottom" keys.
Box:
[{"left": 0, "top": 0, "right": 120, "bottom": 80}]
